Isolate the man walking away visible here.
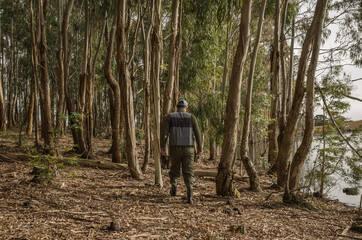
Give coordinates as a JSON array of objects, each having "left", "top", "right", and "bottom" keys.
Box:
[{"left": 161, "top": 100, "right": 202, "bottom": 204}]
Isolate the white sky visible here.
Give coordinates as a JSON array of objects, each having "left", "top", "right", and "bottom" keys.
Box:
[
  {"left": 300, "top": 2, "right": 362, "bottom": 121},
  {"left": 319, "top": 24, "right": 362, "bottom": 121}
]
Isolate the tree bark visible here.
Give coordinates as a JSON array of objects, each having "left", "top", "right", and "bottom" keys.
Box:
[
  {"left": 276, "top": 0, "right": 328, "bottom": 188},
  {"left": 0, "top": 18, "right": 6, "bottom": 131},
  {"left": 287, "top": 16, "right": 295, "bottom": 114},
  {"left": 7, "top": 16, "right": 14, "bottom": 129},
  {"left": 279, "top": 0, "right": 289, "bottom": 133},
  {"left": 240, "top": 0, "right": 267, "bottom": 192},
  {"left": 116, "top": 0, "right": 142, "bottom": 179},
  {"left": 268, "top": 0, "right": 281, "bottom": 168},
  {"left": 287, "top": 0, "right": 328, "bottom": 193},
  {"left": 151, "top": 0, "right": 164, "bottom": 187},
  {"left": 105, "top": 15, "right": 122, "bottom": 163},
  {"left": 26, "top": 82, "right": 35, "bottom": 135},
  {"left": 29, "top": 0, "right": 40, "bottom": 146},
  {"left": 56, "top": 0, "right": 74, "bottom": 138},
  {"left": 140, "top": 2, "right": 154, "bottom": 171},
  {"left": 38, "top": 0, "right": 54, "bottom": 153},
  {"left": 162, "top": 0, "right": 180, "bottom": 125},
  {"left": 216, "top": 0, "right": 253, "bottom": 196}
]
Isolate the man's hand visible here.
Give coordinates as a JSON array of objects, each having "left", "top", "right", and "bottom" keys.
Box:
[
  {"left": 195, "top": 149, "right": 202, "bottom": 163},
  {"left": 161, "top": 148, "right": 166, "bottom": 156}
]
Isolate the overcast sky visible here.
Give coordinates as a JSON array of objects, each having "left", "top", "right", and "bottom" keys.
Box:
[
  {"left": 319, "top": 24, "right": 362, "bottom": 121},
  {"left": 299, "top": 2, "right": 362, "bottom": 121}
]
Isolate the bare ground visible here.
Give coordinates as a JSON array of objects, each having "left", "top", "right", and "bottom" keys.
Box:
[{"left": 0, "top": 131, "right": 360, "bottom": 240}]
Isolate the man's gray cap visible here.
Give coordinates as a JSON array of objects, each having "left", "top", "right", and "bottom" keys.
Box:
[{"left": 177, "top": 99, "right": 188, "bottom": 107}]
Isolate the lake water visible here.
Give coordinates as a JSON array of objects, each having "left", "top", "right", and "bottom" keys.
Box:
[{"left": 295, "top": 135, "right": 361, "bottom": 207}]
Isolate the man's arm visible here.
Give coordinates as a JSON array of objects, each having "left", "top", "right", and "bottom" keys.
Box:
[{"left": 191, "top": 114, "right": 202, "bottom": 153}]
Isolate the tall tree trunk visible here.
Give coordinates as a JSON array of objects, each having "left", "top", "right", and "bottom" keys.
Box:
[
  {"left": 287, "top": 16, "right": 295, "bottom": 113},
  {"left": 240, "top": 0, "right": 267, "bottom": 192},
  {"left": 56, "top": 0, "right": 65, "bottom": 138},
  {"left": 161, "top": 0, "right": 180, "bottom": 125},
  {"left": 151, "top": 0, "right": 163, "bottom": 187},
  {"left": 279, "top": 0, "right": 289, "bottom": 134},
  {"left": 7, "top": 16, "right": 14, "bottom": 129},
  {"left": 26, "top": 81, "right": 35, "bottom": 135},
  {"left": 216, "top": 0, "right": 252, "bottom": 196},
  {"left": 286, "top": 0, "right": 328, "bottom": 194},
  {"left": 209, "top": 126, "right": 217, "bottom": 160},
  {"left": 105, "top": 15, "right": 122, "bottom": 163},
  {"left": 29, "top": 0, "right": 40, "bottom": 146},
  {"left": 0, "top": 18, "right": 6, "bottom": 131},
  {"left": 221, "top": 22, "right": 232, "bottom": 117},
  {"left": 38, "top": 0, "right": 54, "bottom": 153},
  {"left": 76, "top": 0, "right": 90, "bottom": 157},
  {"left": 116, "top": 0, "right": 142, "bottom": 179},
  {"left": 172, "top": 0, "right": 182, "bottom": 110},
  {"left": 141, "top": 2, "right": 154, "bottom": 171},
  {"left": 268, "top": 0, "right": 281, "bottom": 169},
  {"left": 276, "top": 0, "right": 328, "bottom": 188}
]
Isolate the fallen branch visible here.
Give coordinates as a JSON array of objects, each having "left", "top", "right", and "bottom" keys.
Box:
[
  {"left": 0, "top": 153, "right": 128, "bottom": 171},
  {"left": 0, "top": 154, "right": 16, "bottom": 163},
  {"left": 1, "top": 153, "right": 241, "bottom": 179}
]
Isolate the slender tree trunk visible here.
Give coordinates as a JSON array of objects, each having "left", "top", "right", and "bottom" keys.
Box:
[
  {"left": 276, "top": 0, "right": 328, "bottom": 188},
  {"left": 29, "top": 0, "right": 40, "bottom": 146},
  {"left": 240, "top": 0, "right": 267, "bottom": 192},
  {"left": 7, "top": 16, "right": 14, "bottom": 129},
  {"left": 26, "top": 82, "right": 35, "bottom": 135},
  {"left": 162, "top": 0, "right": 180, "bottom": 125},
  {"left": 268, "top": 0, "right": 281, "bottom": 168},
  {"left": 286, "top": 0, "right": 328, "bottom": 194},
  {"left": 105, "top": 14, "right": 122, "bottom": 163},
  {"left": 76, "top": 0, "right": 90, "bottom": 157},
  {"left": 38, "top": 0, "right": 54, "bottom": 153},
  {"left": 151, "top": 0, "right": 163, "bottom": 187},
  {"left": 172, "top": 0, "right": 182, "bottom": 110},
  {"left": 56, "top": 0, "right": 65, "bottom": 138},
  {"left": 209, "top": 126, "right": 217, "bottom": 160},
  {"left": 221, "top": 22, "right": 232, "bottom": 117},
  {"left": 279, "top": 0, "right": 289, "bottom": 133},
  {"left": 287, "top": 16, "right": 295, "bottom": 113},
  {"left": 116, "top": 0, "right": 142, "bottom": 179},
  {"left": 141, "top": 4, "right": 153, "bottom": 171},
  {"left": 216, "top": 0, "right": 253, "bottom": 196},
  {"left": 0, "top": 18, "right": 6, "bottom": 131}
]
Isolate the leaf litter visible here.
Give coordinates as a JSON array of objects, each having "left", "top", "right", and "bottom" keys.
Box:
[{"left": 0, "top": 133, "right": 360, "bottom": 240}]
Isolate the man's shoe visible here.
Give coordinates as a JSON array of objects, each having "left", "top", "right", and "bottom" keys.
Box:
[
  {"left": 170, "top": 185, "right": 177, "bottom": 196},
  {"left": 187, "top": 187, "right": 193, "bottom": 204}
]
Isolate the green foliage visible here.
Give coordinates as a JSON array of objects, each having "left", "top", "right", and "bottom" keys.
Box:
[
  {"left": 28, "top": 149, "right": 63, "bottom": 183},
  {"left": 69, "top": 112, "right": 83, "bottom": 131},
  {"left": 304, "top": 70, "right": 361, "bottom": 195}
]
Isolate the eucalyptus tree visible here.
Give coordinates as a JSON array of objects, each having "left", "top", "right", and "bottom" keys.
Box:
[
  {"left": 140, "top": 0, "right": 155, "bottom": 172},
  {"left": 56, "top": 0, "right": 74, "bottom": 138},
  {"left": 216, "top": 0, "right": 253, "bottom": 196},
  {"left": 38, "top": 0, "right": 55, "bottom": 153},
  {"left": 285, "top": 0, "right": 328, "bottom": 195},
  {"left": 162, "top": 0, "right": 182, "bottom": 126},
  {"left": 276, "top": 0, "right": 329, "bottom": 189},
  {"left": 267, "top": 0, "right": 281, "bottom": 169},
  {"left": 116, "top": 0, "right": 142, "bottom": 179},
  {"left": 239, "top": 0, "right": 268, "bottom": 192},
  {"left": 151, "top": 0, "right": 164, "bottom": 186},
  {"left": 0, "top": 17, "right": 5, "bottom": 131}
]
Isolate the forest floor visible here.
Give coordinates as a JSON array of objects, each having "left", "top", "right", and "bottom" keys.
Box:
[{"left": 0, "top": 130, "right": 361, "bottom": 240}]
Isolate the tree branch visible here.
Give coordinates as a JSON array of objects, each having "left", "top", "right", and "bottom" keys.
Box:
[{"left": 317, "top": 85, "right": 362, "bottom": 159}]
